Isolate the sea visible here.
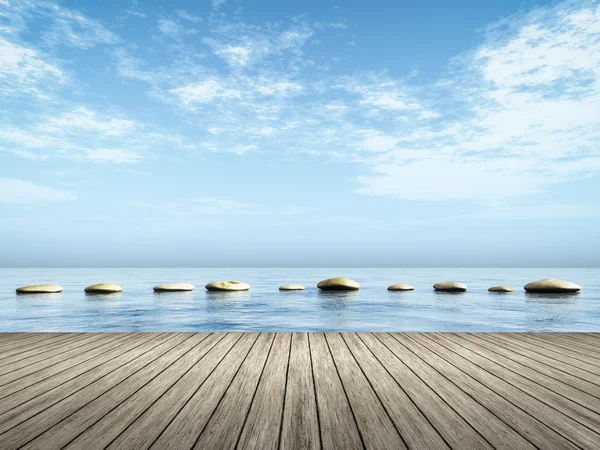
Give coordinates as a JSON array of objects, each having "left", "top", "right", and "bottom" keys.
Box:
[{"left": 1, "top": 268, "right": 599, "bottom": 332}]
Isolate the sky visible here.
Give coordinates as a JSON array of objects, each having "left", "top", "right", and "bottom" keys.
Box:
[{"left": 0, "top": 0, "right": 599, "bottom": 267}]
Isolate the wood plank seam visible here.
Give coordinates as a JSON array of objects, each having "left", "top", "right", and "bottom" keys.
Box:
[
  {"left": 396, "top": 333, "right": 575, "bottom": 450},
  {"left": 357, "top": 332, "right": 463, "bottom": 449},
  {"left": 0, "top": 333, "right": 140, "bottom": 404},
  {"left": 433, "top": 333, "right": 600, "bottom": 431},
  {"left": 0, "top": 333, "right": 185, "bottom": 447},
  {"left": 146, "top": 333, "right": 255, "bottom": 449},
  {"left": 467, "top": 333, "right": 600, "bottom": 396},
  {"left": 321, "top": 333, "right": 366, "bottom": 450},
  {"left": 277, "top": 331, "right": 293, "bottom": 450},
  {"left": 334, "top": 332, "right": 410, "bottom": 449},
  {"left": 307, "top": 333, "right": 325, "bottom": 450},
  {"left": 508, "top": 334, "right": 600, "bottom": 371},
  {"left": 416, "top": 333, "right": 599, "bottom": 448},
  {"left": 60, "top": 333, "right": 219, "bottom": 449},
  {"left": 0, "top": 333, "right": 127, "bottom": 386}
]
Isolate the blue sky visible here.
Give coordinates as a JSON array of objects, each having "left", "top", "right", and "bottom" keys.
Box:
[{"left": 1, "top": 0, "right": 599, "bottom": 267}]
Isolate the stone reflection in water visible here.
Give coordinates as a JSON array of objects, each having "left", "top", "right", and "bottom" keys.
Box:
[
  {"left": 524, "top": 292, "right": 579, "bottom": 331},
  {"left": 433, "top": 290, "right": 467, "bottom": 313},
  {"left": 317, "top": 290, "right": 359, "bottom": 328}
]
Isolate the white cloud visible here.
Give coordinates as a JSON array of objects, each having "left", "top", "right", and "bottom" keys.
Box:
[
  {"left": 43, "top": 107, "right": 136, "bottom": 136},
  {"left": 170, "top": 78, "right": 241, "bottom": 105},
  {"left": 0, "top": 38, "right": 65, "bottom": 96},
  {"left": 176, "top": 10, "right": 201, "bottom": 23},
  {"left": 256, "top": 81, "right": 303, "bottom": 96},
  {"left": 83, "top": 148, "right": 143, "bottom": 164},
  {"left": 38, "top": 5, "right": 118, "bottom": 49},
  {"left": 0, "top": 104, "right": 177, "bottom": 163},
  {"left": 212, "top": 0, "right": 227, "bottom": 10},
  {"left": 218, "top": 46, "right": 251, "bottom": 66},
  {"left": 0, "top": 178, "right": 76, "bottom": 204},
  {"left": 158, "top": 19, "right": 182, "bottom": 37},
  {"left": 356, "top": 2, "right": 600, "bottom": 201}
]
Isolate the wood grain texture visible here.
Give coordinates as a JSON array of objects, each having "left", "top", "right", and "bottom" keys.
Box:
[
  {"left": 389, "top": 333, "right": 580, "bottom": 450},
  {"left": 236, "top": 332, "right": 291, "bottom": 450},
  {"left": 419, "top": 333, "right": 600, "bottom": 449},
  {"left": 326, "top": 332, "right": 406, "bottom": 450},
  {"left": 343, "top": 333, "right": 454, "bottom": 450},
  {"left": 362, "top": 332, "right": 535, "bottom": 450},
  {"left": 149, "top": 333, "right": 259, "bottom": 450},
  {"left": 0, "top": 332, "right": 597, "bottom": 450},
  {"left": 309, "top": 333, "right": 363, "bottom": 450},
  {"left": 280, "top": 332, "right": 321, "bottom": 450},
  {"left": 106, "top": 332, "right": 242, "bottom": 450}
]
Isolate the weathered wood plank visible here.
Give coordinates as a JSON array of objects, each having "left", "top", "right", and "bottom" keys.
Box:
[
  {"left": 105, "top": 333, "right": 243, "bottom": 450},
  {"left": 0, "top": 333, "right": 77, "bottom": 365},
  {"left": 431, "top": 333, "right": 600, "bottom": 432},
  {"left": 60, "top": 333, "right": 224, "bottom": 450},
  {"left": 148, "top": 333, "right": 259, "bottom": 450},
  {"left": 0, "top": 333, "right": 124, "bottom": 383},
  {"left": 388, "top": 334, "right": 579, "bottom": 449},
  {"left": 486, "top": 333, "right": 600, "bottom": 380},
  {"left": 364, "top": 333, "right": 535, "bottom": 450},
  {"left": 0, "top": 333, "right": 187, "bottom": 448},
  {"left": 419, "top": 333, "right": 600, "bottom": 449},
  {"left": 502, "top": 333, "right": 600, "bottom": 370},
  {"left": 0, "top": 333, "right": 597, "bottom": 450},
  {"left": 466, "top": 333, "right": 600, "bottom": 399},
  {"left": 280, "top": 332, "right": 321, "bottom": 450},
  {"left": 0, "top": 333, "right": 60, "bottom": 352},
  {"left": 0, "top": 333, "right": 90, "bottom": 376},
  {"left": 308, "top": 333, "right": 363, "bottom": 450},
  {"left": 26, "top": 334, "right": 212, "bottom": 450},
  {"left": 192, "top": 333, "right": 275, "bottom": 449},
  {"left": 531, "top": 333, "right": 600, "bottom": 356},
  {"left": 326, "top": 332, "right": 405, "bottom": 450},
  {"left": 0, "top": 333, "right": 154, "bottom": 420},
  {"left": 0, "top": 333, "right": 133, "bottom": 400},
  {"left": 237, "top": 333, "right": 291, "bottom": 450},
  {"left": 343, "top": 333, "right": 454, "bottom": 450}
]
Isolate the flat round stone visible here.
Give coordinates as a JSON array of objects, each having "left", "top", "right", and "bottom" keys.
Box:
[
  {"left": 388, "top": 284, "right": 415, "bottom": 291},
  {"left": 205, "top": 281, "right": 250, "bottom": 291},
  {"left": 433, "top": 281, "right": 467, "bottom": 292},
  {"left": 317, "top": 277, "right": 360, "bottom": 290},
  {"left": 488, "top": 286, "right": 514, "bottom": 292},
  {"left": 16, "top": 284, "right": 63, "bottom": 293},
  {"left": 153, "top": 283, "right": 195, "bottom": 292},
  {"left": 279, "top": 284, "right": 306, "bottom": 291},
  {"left": 524, "top": 279, "right": 581, "bottom": 293},
  {"left": 85, "top": 283, "right": 123, "bottom": 293}
]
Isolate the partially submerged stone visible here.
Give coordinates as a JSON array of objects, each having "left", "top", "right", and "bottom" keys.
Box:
[
  {"left": 433, "top": 281, "right": 467, "bottom": 292},
  {"left": 153, "top": 283, "right": 195, "bottom": 292},
  {"left": 279, "top": 284, "right": 306, "bottom": 291},
  {"left": 85, "top": 283, "right": 123, "bottom": 293},
  {"left": 524, "top": 278, "right": 581, "bottom": 293},
  {"left": 488, "top": 286, "right": 514, "bottom": 292},
  {"left": 388, "top": 284, "right": 415, "bottom": 291},
  {"left": 205, "top": 281, "right": 250, "bottom": 291},
  {"left": 16, "top": 284, "right": 63, "bottom": 293},
  {"left": 317, "top": 277, "right": 360, "bottom": 291}
]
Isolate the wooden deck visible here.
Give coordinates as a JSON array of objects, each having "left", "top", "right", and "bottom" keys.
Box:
[{"left": 0, "top": 333, "right": 599, "bottom": 449}]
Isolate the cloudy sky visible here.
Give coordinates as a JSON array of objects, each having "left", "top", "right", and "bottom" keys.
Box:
[{"left": 1, "top": 0, "right": 599, "bottom": 267}]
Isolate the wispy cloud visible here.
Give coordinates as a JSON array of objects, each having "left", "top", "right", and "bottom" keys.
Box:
[
  {"left": 0, "top": 104, "right": 183, "bottom": 163},
  {"left": 0, "top": 178, "right": 76, "bottom": 204},
  {"left": 0, "top": 38, "right": 65, "bottom": 97},
  {"left": 356, "top": 2, "right": 600, "bottom": 202}
]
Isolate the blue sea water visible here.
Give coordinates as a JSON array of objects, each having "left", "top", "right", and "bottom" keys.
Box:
[{"left": 0, "top": 268, "right": 598, "bottom": 332}]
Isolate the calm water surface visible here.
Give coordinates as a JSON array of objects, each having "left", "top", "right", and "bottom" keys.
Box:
[{"left": 0, "top": 268, "right": 598, "bottom": 332}]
